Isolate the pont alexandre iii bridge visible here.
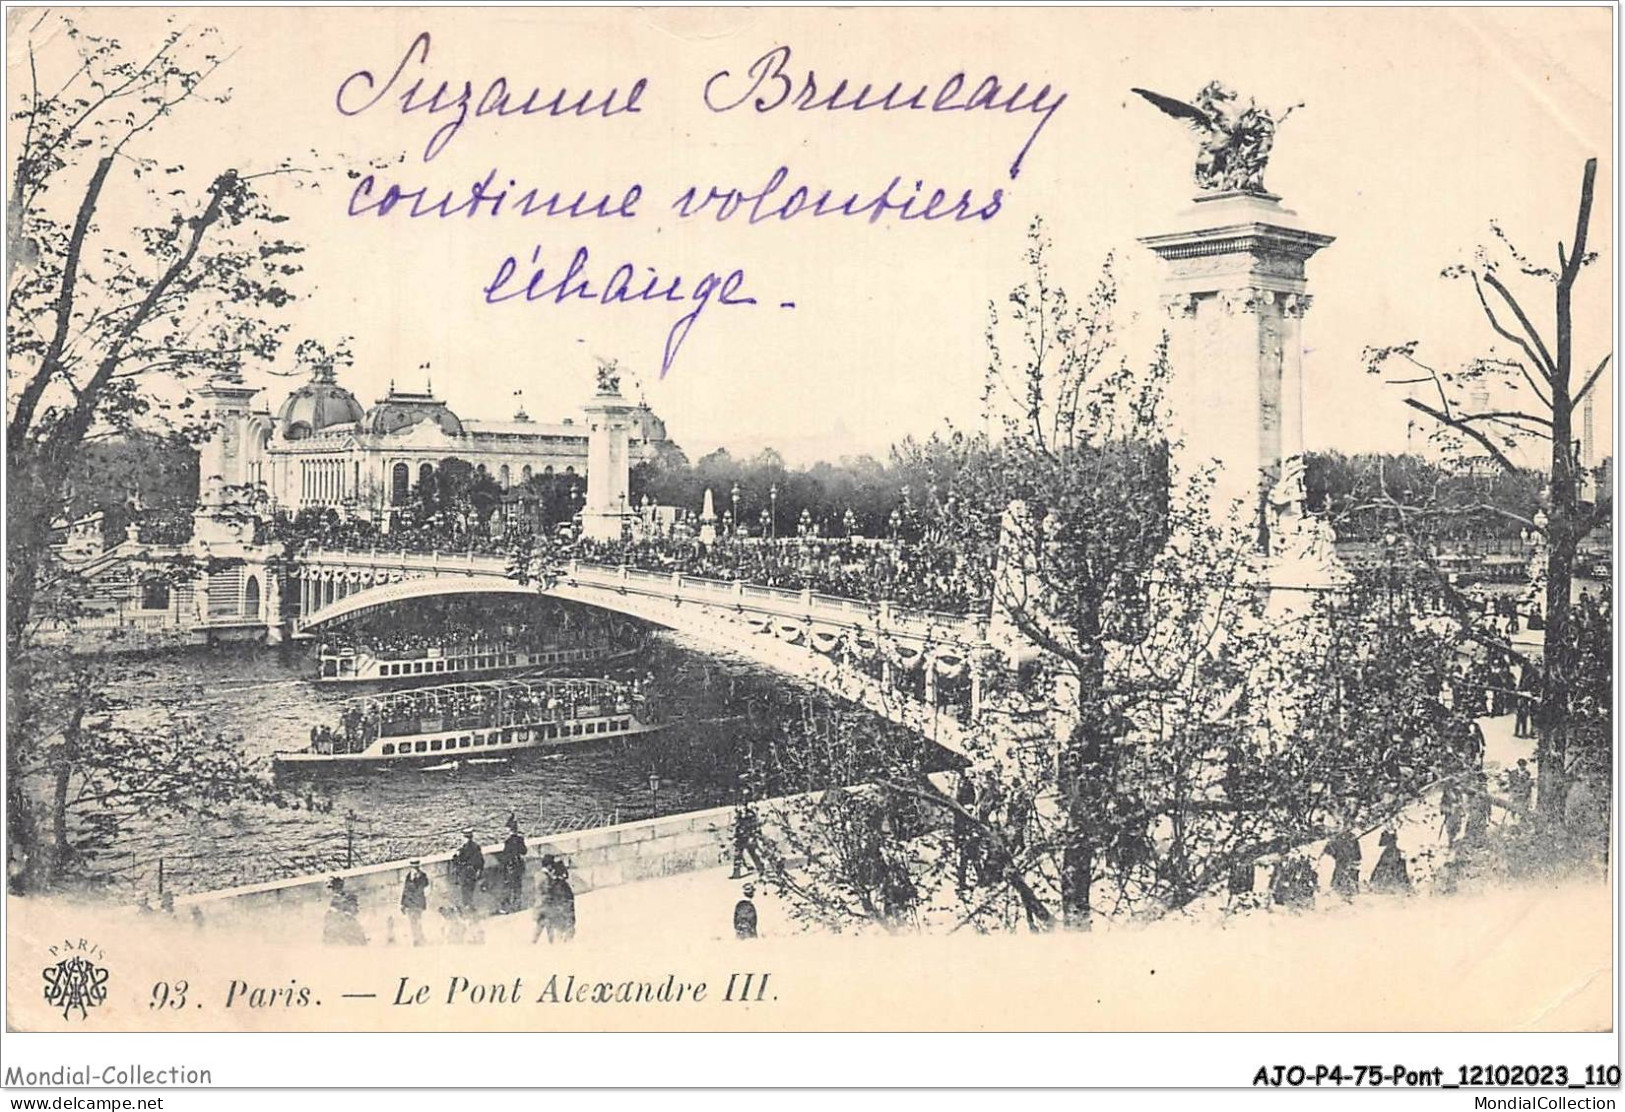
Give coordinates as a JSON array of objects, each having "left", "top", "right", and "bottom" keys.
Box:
[{"left": 293, "top": 546, "right": 997, "bottom": 756}]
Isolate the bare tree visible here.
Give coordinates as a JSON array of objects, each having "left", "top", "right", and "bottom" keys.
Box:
[{"left": 1366, "top": 158, "right": 1611, "bottom": 817}]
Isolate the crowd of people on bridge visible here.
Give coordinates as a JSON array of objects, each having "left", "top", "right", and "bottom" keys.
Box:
[
  {"left": 277, "top": 503, "right": 995, "bottom": 619},
  {"left": 570, "top": 536, "right": 993, "bottom": 616}
]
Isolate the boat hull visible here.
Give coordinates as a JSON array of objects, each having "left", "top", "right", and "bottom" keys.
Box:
[{"left": 273, "top": 713, "right": 661, "bottom": 778}]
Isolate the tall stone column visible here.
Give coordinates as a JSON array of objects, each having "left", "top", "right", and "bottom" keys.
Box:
[
  {"left": 191, "top": 371, "right": 262, "bottom": 547},
  {"left": 580, "top": 377, "right": 636, "bottom": 542},
  {"left": 1140, "top": 193, "right": 1333, "bottom": 550}
]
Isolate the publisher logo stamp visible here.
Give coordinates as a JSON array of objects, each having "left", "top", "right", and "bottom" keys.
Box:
[{"left": 42, "top": 939, "right": 110, "bottom": 1021}]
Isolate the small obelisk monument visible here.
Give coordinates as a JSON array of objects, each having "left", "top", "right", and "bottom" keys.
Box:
[{"left": 1134, "top": 83, "right": 1339, "bottom": 582}]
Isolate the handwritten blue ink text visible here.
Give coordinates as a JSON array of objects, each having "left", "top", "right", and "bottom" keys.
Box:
[
  {"left": 482, "top": 245, "right": 757, "bottom": 379},
  {"left": 703, "top": 44, "right": 1067, "bottom": 180},
  {"left": 336, "top": 32, "right": 648, "bottom": 162}
]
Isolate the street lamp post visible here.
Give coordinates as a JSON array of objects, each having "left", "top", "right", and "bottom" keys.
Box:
[
  {"left": 769, "top": 483, "right": 779, "bottom": 540},
  {"left": 730, "top": 483, "right": 740, "bottom": 537}
]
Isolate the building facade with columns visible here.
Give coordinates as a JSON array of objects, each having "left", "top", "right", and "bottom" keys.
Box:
[
  {"left": 197, "top": 362, "right": 673, "bottom": 522},
  {"left": 31, "top": 364, "right": 675, "bottom": 652}
]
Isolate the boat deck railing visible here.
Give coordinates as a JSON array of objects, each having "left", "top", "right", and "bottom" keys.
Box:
[
  {"left": 299, "top": 675, "right": 642, "bottom": 756},
  {"left": 317, "top": 631, "right": 609, "bottom": 664}
]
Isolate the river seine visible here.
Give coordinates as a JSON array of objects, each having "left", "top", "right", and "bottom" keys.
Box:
[{"left": 97, "top": 628, "right": 865, "bottom": 897}]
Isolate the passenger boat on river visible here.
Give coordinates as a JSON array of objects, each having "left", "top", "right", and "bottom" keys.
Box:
[
  {"left": 273, "top": 676, "right": 658, "bottom": 775},
  {"left": 313, "top": 637, "right": 637, "bottom": 685}
]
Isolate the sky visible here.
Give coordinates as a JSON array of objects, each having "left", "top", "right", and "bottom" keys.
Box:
[{"left": 8, "top": 6, "right": 1614, "bottom": 467}]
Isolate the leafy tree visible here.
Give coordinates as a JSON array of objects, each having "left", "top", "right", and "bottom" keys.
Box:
[
  {"left": 401, "top": 458, "right": 507, "bottom": 539},
  {"left": 1306, "top": 451, "right": 1542, "bottom": 544},
  {"left": 7, "top": 14, "right": 308, "bottom": 646},
  {"left": 6, "top": 14, "right": 307, "bottom": 890},
  {"left": 9, "top": 647, "right": 279, "bottom": 885},
  {"left": 748, "top": 219, "right": 1479, "bottom": 933}
]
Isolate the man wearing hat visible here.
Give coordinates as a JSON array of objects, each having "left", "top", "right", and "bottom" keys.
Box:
[
  {"left": 733, "top": 883, "right": 758, "bottom": 940},
  {"left": 499, "top": 813, "right": 528, "bottom": 914},
  {"left": 451, "top": 830, "right": 485, "bottom": 912},
  {"left": 401, "top": 858, "right": 430, "bottom": 945},
  {"left": 533, "top": 856, "right": 577, "bottom": 944},
  {"left": 322, "top": 877, "right": 367, "bottom": 946}
]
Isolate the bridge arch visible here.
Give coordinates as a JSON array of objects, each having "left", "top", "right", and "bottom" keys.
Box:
[
  {"left": 289, "top": 550, "right": 983, "bottom": 753},
  {"left": 298, "top": 575, "right": 555, "bottom": 630}
]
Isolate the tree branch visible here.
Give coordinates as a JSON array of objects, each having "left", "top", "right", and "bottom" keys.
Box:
[
  {"left": 1573, "top": 353, "right": 1612, "bottom": 405},
  {"left": 1561, "top": 158, "right": 1599, "bottom": 286},
  {"left": 1480, "top": 271, "right": 1557, "bottom": 378},
  {"left": 7, "top": 155, "right": 114, "bottom": 453},
  {"left": 39, "top": 171, "right": 234, "bottom": 482},
  {"left": 1402, "top": 397, "right": 1522, "bottom": 476}
]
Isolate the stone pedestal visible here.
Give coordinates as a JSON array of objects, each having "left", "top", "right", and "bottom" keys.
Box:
[
  {"left": 1140, "top": 192, "right": 1334, "bottom": 549},
  {"left": 580, "top": 388, "right": 637, "bottom": 541}
]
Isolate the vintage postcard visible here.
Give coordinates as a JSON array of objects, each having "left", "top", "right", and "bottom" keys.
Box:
[{"left": 1, "top": 2, "right": 1616, "bottom": 1072}]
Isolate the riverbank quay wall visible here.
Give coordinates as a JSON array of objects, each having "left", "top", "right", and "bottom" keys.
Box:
[
  {"left": 176, "top": 794, "right": 791, "bottom": 932},
  {"left": 178, "top": 780, "right": 950, "bottom": 935}
]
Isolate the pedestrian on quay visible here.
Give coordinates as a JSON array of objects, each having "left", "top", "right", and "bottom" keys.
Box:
[
  {"left": 401, "top": 859, "right": 430, "bottom": 945},
  {"left": 1504, "top": 759, "right": 1534, "bottom": 821},
  {"left": 1463, "top": 772, "right": 1494, "bottom": 844},
  {"left": 1455, "top": 716, "right": 1486, "bottom": 769},
  {"left": 499, "top": 814, "right": 528, "bottom": 913},
  {"left": 1226, "top": 858, "right": 1259, "bottom": 913},
  {"left": 1439, "top": 781, "right": 1465, "bottom": 845},
  {"left": 531, "top": 854, "right": 557, "bottom": 942},
  {"left": 1323, "top": 827, "right": 1362, "bottom": 900},
  {"left": 730, "top": 791, "right": 766, "bottom": 879},
  {"left": 1515, "top": 665, "right": 1540, "bottom": 739},
  {"left": 532, "top": 856, "right": 577, "bottom": 944},
  {"left": 322, "top": 877, "right": 367, "bottom": 946},
  {"left": 452, "top": 830, "right": 485, "bottom": 911},
  {"left": 1270, "top": 856, "right": 1316, "bottom": 911},
  {"left": 733, "top": 883, "right": 759, "bottom": 940},
  {"left": 1368, "top": 830, "right": 1413, "bottom": 894}
]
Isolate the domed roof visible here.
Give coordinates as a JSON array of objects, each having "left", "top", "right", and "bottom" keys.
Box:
[
  {"left": 277, "top": 365, "right": 365, "bottom": 439},
  {"left": 362, "top": 382, "right": 463, "bottom": 437},
  {"left": 630, "top": 402, "right": 667, "bottom": 442}
]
